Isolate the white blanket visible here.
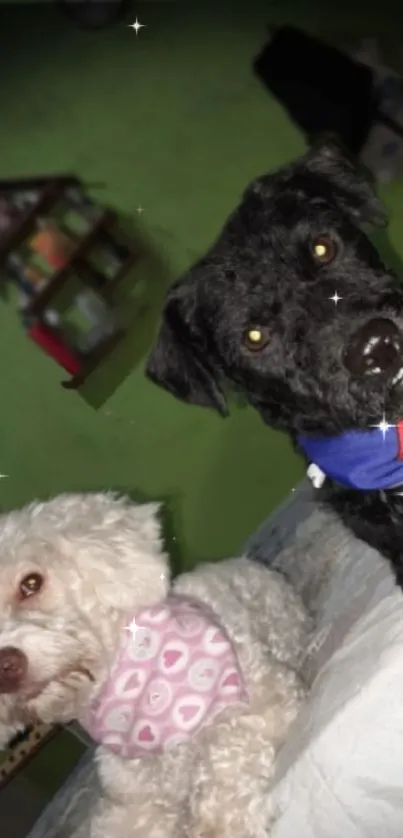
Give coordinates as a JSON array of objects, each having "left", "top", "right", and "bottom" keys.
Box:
[{"left": 271, "top": 580, "right": 403, "bottom": 836}]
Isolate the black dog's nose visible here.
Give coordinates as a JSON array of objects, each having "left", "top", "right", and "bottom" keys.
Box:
[
  {"left": 344, "top": 318, "right": 402, "bottom": 377},
  {"left": 0, "top": 647, "right": 27, "bottom": 693}
]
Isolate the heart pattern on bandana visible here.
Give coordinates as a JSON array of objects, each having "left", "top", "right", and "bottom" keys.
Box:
[
  {"left": 138, "top": 724, "right": 154, "bottom": 742},
  {"left": 103, "top": 704, "right": 134, "bottom": 732},
  {"left": 139, "top": 606, "right": 171, "bottom": 625},
  {"left": 114, "top": 666, "right": 146, "bottom": 699},
  {"left": 159, "top": 640, "right": 189, "bottom": 674},
  {"left": 132, "top": 719, "right": 160, "bottom": 749},
  {"left": 219, "top": 669, "right": 241, "bottom": 695},
  {"left": 128, "top": 627, "right": 160, "bottom": 663},
  {"left": 188, "top": 657, "right": 220, "bottom": 692},
  {"left": 163, "top": 649, "right": 182, "bottom": 668},
  {"left": 203, "top": 625, "right": 232, "bottom": 656},
  {"left": 172, "top": 694, "right": 206, "bottom": 730},
  {"left": 223, "top": 671, "right": 239, "bottom": 688},
  {"left": 82, "top": 596, "right": 247, "bottom": 758},
  {"left": 142, "top": 678, "right": 172, "bottom": 716},
  {"left": 180, "top": 705, "right": 198, "bottom": 722}
]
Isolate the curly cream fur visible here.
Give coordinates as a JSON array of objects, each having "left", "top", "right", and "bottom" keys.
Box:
[{"left": 0, "top": 493, "right": 310, "bottom": 837}]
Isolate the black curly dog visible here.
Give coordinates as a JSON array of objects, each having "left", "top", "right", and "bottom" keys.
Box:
[{"left": 146, "top": 141, "right": 403, "bottom": 586}]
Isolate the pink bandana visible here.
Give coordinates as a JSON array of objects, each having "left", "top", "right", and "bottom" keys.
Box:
[{"left": 81, "top": 596, "right": 247, "bottom": 758}]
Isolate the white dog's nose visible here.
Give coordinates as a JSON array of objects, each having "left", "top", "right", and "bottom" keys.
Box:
[{"left": 0, "top": 646, "right": 27, "bottom": 693}]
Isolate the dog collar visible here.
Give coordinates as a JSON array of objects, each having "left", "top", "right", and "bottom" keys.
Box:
[
  {"left": 298, "top": 421, "right": 403, "bottom": 491},
  {"left": 80, "top": 595, "right": 247, "bottom": 758}
]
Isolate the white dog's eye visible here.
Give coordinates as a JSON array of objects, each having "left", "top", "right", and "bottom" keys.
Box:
[{"left": 19, "top": 572, "right": 44, "bottom": 600}]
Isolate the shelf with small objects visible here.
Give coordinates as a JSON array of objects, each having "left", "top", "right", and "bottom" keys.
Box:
[{"left": 0, "top": 176, "right": 141, "bottom": 389}]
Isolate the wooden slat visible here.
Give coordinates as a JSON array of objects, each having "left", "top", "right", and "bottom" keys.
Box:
[
  {"left": 0, "top": 180, "right": 67, "bottom": 263},
  {"left": 101, "top": 250, "right": 142, "bottom": 298},
  {"left": 26, "top": 210, "right": 116, "bottom": 316},
  {"left": 0, "top": 175, "right": 80, "bottom": 194},
  {"left": 62, "top": 328, "right": 125, "bottom": 390},
  {"left": 75, "top": 257, "right": 108, "bottom": 290}
]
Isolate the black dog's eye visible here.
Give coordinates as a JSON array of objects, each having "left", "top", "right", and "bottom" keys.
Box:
[
  {"left": 311, "top": 235, "right": 338, "bottom": 265},
  {"left": 19, "top": 572, "right": 44, "bottom": 601},
  {"left": 243, "top": 326, "right": 271, "bottom": 352}
]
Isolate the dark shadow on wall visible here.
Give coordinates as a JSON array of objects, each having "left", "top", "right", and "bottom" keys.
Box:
[{"left": 78, "top": 214, "right": 176, "bottom": 409}]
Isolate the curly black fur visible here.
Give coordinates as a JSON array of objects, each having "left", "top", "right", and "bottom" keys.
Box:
[{"left": 146, "top": 141, "right": 403, "bottom": 586}]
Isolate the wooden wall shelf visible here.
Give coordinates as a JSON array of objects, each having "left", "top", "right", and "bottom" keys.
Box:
[{"left": 0, "top": 175, "right": 141, "bottom": 389}]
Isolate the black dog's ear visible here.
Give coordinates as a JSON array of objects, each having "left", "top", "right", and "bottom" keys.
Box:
[
  {"left": 303, "top": 140, "right": 388, "bottom": 228},
  {"left": 146, "top": 283, "right": 228, "bottom": 416}
]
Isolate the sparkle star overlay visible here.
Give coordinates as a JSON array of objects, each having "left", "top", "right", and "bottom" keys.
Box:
[
  {"left": 370, "top": 414, "right": 396, "bottom": 440},
  {"left": 369, "top": 414, "right": 403, "bottom": 497},
  {"left": 125, "top": 617, "right": 139, "bottom": 639},
  {"left": 329, "top": 291, "right": 343, "bottom": 305},
  {"left": 124, "top": 573, "right": 167, "bottom": 640},
  {"left": 128, "top": 18, "right": 146, "bottom": 36}
]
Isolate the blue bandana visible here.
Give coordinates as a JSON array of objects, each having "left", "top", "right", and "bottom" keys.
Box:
[{"left": 298, "top": 422, "right": 403, "bottom": 491}]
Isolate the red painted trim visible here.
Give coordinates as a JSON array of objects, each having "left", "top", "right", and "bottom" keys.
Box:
[
  {"left": 28, "top": 323, "right": 82, "bottom": 376},
  {"left": 397, "top": 421, "right": 403, "bottom": 460}
]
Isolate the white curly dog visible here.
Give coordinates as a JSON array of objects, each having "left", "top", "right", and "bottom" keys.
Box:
[{"left": 0, "top": 493, "right": 310, "bottom": 837}]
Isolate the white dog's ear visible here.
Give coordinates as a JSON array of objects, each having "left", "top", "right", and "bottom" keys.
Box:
[
  {"left": 128, "top": 501, "right": 166, "bottom": 555},
  {"left": 57, "top": 494, "right": 170, "bottom": 614}
]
